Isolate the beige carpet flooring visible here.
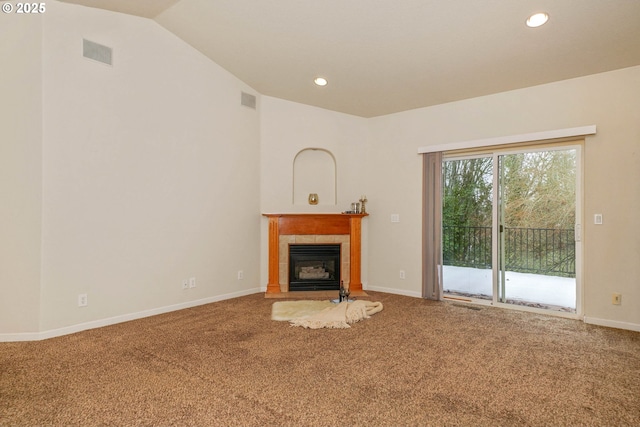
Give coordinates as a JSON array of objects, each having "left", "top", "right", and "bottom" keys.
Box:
[{"left": 1, "top": 291, "right": 639, "bottom": 426}]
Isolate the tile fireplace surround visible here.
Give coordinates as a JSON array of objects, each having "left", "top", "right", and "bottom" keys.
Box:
[{"left": 262, "top": 213, "right": 368, "bottom": 294}]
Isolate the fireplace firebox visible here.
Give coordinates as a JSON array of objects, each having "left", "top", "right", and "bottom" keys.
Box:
[{"left": 289, "top": 244, "right": 341, "bottom": 291}]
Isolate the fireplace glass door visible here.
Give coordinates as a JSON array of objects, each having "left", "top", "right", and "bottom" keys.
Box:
[{"left": 289, "top": 244, "right": 341, "bottom": 291}]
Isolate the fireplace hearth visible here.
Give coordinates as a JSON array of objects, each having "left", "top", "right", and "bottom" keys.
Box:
[{"left": 289, "top": 244, "right": 341, "bottom": 291}]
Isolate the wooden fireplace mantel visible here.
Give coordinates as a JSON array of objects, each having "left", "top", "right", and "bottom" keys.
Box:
[{"left": 262, "top": 213, "right": 368, "bottom": 294}]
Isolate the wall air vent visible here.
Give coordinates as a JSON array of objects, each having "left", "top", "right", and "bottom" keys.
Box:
[
  {"left": 82, "top": 39, "right": 113, "bottom": 66},
  {"left": 241, "top": 92, "right": 256, "bottom": 109}
]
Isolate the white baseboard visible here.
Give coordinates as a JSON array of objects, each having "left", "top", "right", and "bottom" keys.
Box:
[
  {"left": 583, "top": 317, "right": 640, "bottom": 332},
  {"left": 0, "top": 331, "right": 43, "bottom": 342},
  {"left": 5, "top": 289, "right": 637, "bottom": 341},
  {"left": 0, "top": 287, "right": 261, "bottom": 342},
  {"left": 366, "top": 285, "right": 421, "bottom": 298},
  {"left": 369, "top": 288, "right": 640, "bottom": 333}
]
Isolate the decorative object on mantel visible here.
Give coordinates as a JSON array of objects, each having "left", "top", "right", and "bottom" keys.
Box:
[
  {"left": 359, "top": 195, "right": 368, "bottom": 214},
  {"left": 308, "top": 193, "right": 319, "bottom": 205},
  {"left": 345, "top": 195, "right": 367, "bottom": 214}
]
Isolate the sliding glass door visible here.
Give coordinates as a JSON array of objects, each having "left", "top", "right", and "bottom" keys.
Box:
[
  {"left": 443, "top": 145, "right": 580, "bottom": 313},
  {"left": 497, "top": 148, "right": 578, "bottom": 311},
  {"left": 442, "top": 156, "right": 493, "bottom": 301}
]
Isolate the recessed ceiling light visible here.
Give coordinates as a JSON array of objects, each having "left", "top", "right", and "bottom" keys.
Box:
[
  {"left": 526, "top": 12, "right": 549, "bottom": 28},
  {"left": 314, "top": 77, "right": 328, "bottom": 86}
]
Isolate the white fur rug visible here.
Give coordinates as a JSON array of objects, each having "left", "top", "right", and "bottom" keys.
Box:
[
  {"left": 271, "top": 300, "right": 383, "bottom": 329},
  {"left": 271, "top": 300, "right": 335, "bottom": 321}
]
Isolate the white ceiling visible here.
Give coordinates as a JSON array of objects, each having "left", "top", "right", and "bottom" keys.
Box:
[{"left": 59, "top": 0, "right": 640, "bottom": 117}]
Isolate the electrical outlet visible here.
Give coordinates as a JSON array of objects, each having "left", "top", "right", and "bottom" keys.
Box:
[
  {"left": 189, "top": 277, "right": 196, "bottom": 288},
  {"left": 78, "top": 293, "right": 88, "bottom": 307},
  {"left": 612, "top": 293, "right": 622, "bottom": 305},
  {"left": 237, "top": 270, "right": 244, "bottom": 280},
  {"left": 182, "top": 279, "right": 189, "bottom": 290},
  {"left": 399, "top": 270, "right": 406, "bottom": 279}
]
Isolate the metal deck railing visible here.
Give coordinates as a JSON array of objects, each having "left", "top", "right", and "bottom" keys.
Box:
[{"left": 443, "top": 225, "right": 575, "bottom": 277}]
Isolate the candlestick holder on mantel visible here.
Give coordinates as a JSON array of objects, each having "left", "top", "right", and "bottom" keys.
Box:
[
  {"left": 344, "top": 195, "right": 368, "bottom": 214},
  {"left": 359, "top": 195, "right": 368, "bottom": 214}
]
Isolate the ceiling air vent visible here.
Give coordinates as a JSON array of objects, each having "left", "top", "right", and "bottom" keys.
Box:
[
  {"left": 241, "top": 92, "right": 256, "bottom": 109},
  {"left": 82, "top": 39, "right": 113, "bottom": 66}
]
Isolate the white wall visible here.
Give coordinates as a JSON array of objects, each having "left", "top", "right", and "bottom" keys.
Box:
[
  {"left": 33, "top": 2, "right": 261, "bottom": 333},
  {"left": 0, "top": 14, "right": 43, "bottom": 333},
  {"left": 260, "top": 96, "right": 369, "bottom": 214},
  {"left": 259, "top": 96, "right": 370, "bottom": 288},
  {"left": 2, "top": 2, "right": 638, "bottom": 337},
  {"left": 367, "top": 66, "right": 640, "bottom": 330}
]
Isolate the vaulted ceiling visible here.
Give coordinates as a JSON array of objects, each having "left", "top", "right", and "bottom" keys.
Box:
[{"left": 59, "top": 0, "right": 640, "bottom": 117}]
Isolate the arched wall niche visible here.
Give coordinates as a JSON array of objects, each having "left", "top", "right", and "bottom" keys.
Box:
[{"left": 292, "top": 148, "right": 337, "bottom": 205}]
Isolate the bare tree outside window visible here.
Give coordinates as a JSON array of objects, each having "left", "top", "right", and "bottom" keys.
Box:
[{"left": 443, "top": 150, "right": 576, "bottom": 278}]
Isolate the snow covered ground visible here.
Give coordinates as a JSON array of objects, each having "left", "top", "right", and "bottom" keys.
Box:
[{"left": 443, "top": 265, "right": 576, "bottom": 309}]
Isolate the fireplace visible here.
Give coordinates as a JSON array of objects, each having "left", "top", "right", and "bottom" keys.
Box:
[
  {"left": 289, "top": 244, "right": 341, "bottom": 291},
  {"left": 262, "top": 213, "right": 367, "bottom": 294}
]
